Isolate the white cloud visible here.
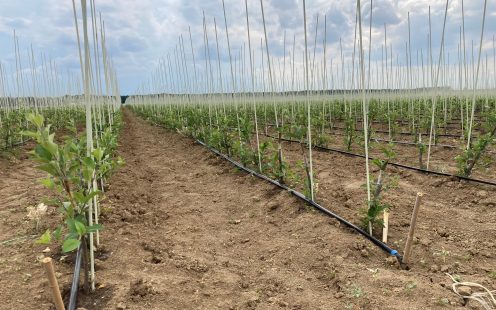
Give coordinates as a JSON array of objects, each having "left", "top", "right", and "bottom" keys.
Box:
[{"left": 0, "top": 0, "right": 495, "bottom": 94}]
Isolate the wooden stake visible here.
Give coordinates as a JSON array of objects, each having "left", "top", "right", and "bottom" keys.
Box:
[
  {"left": 403, "top": 192, "right": 424, "bottom": 265},
  {"left": 42, "top": 257, "right": 66, "bottom": 310},
  {"left": 382, "top": 210, "right": 390, "bottom": 243}
]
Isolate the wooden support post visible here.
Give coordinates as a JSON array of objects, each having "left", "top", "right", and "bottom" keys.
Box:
[
  {"left": 42, "top": 257, "right": 66, "bottom": 310},
  {"left": 382, "top": 210, "right": 390, "bottom": 243},
  {"left": 402, "top": 192, "right": 423, "bottom": 265}
]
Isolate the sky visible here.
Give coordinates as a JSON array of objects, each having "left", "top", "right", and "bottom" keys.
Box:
[{"left": 0, "top": 0, "right": 495, "bottom": 95}]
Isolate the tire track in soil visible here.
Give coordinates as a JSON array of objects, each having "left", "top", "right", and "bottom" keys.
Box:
[{"left": 95, "top": 109, "right": 470, "bottom": 310}]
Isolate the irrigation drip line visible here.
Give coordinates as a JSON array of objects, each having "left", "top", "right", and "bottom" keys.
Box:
[
  {"left": 264, "top": 129, "right": 495, "bottom": 155},
  {"left": 2, "top": 137, "right": 33, "bottom": 149},
  {"left": 264, "top": 134, "right": 496, "bottom": 187},
  {"left": 195, "top": 139, "right": 402, "bottom": 261},
  {"left": 267, "top": 123, "right": 473, "bottom": 138},
  {"left": 337, "top": 127, "right": 464, "bottom": 138},
  {"left": 353, "top": 119, "right": 481, "bottom": 127},
  {"left": 148, "top": 119, "right": 496, "bottom": 187},
  {"left": 68, "top": 244, "right": 83, "bottom": 310},
  {"left": 241, "top": 125, "right": 458, "bottom": 149},
  {"left": 266, "top": 128, "right": 460, "bottom": 149},
  {"left": 370, "top": 137, "right": 496, "bottom": 155},
  {"left": 371, "top": 138, "right": 457, "bottom": 149}
]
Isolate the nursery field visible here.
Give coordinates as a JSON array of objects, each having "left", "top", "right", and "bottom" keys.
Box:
[
  {"left": 1, "top": 0, "right": 496, "bottom": 309},
  {"left": 0, "top": 108, "right": 494, "bottom": 310}
]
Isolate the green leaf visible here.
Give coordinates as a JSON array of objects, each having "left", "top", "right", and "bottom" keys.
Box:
[
  {"left": 36, "top": 230, "right": 52, "bottom": 244},
  {"left": 74, "top": 221, "right": 86, "bottom": 235},
  {"left": 372, "top": 158, "right": 386, "bottom": 169},
  {"left": 84, "top": 190, "right": 101, "bottom": 204},
  {"left": 34, "top": 145, "right": 53, "bottom": 161},
  {"left": 72, "top": 191, "right": 85, "bottom": 205},
  {"left": 86, "top": 224, "right": 102, "bottom": 233},
  {"left": 36, "top": 163, "right": 58, "bottom": 176},
  {"left": 82, "top": 169, "right": 94, "bottom": 183},
  {"left": 83, "top": 156, "right": 95, "bottom": 169},
  {"left": 62, "top": 238, "right": 80, "bottom": 253},
  {"left": 40, "top": 178, "right": 55, "bottom": 189},
  {"left": 21, "top": 130, "right": 39, "bottom": 138},
  {"left": 92, "top": 148, "right": 104, "bottom": 161},
  {"left": 53, "top": 226, "right": 62, "bottom": 240},
  {"left": 66, "top": 232, "right": 79, "bottom": 240},
  {"left": 33, "top": 114, "right": 44, "bottom": 128},
  {"left": 65, "top": 218, "right": 77, "bottom": 233},
  {"left": 27, "top": 114, "right": 44, "bottom": 128},
  {"left": 43, "top": 140, "right": 58, "bottom": 157}
]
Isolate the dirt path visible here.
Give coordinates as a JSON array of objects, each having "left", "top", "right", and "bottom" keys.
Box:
[{"left": 0, "top": 109, "right": 488, "bottom": 309}]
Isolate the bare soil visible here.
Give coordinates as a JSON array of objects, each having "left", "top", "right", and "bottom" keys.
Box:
[{"left": 0, "top": 109, "right": 494, "bottom": 309}]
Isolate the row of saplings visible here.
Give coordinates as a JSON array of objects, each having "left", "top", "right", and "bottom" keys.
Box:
[
  {"left": 0, "top": 108, "right": 85, "bottom": 151},
  {"left": 23, "top": 111, "right": 123, "bottom": 308},
  {"left": 134, "top": 105, "right": 496, "bottom": 234},
  {"left": 262, "top": 106, "right": 496, "bottom": 178}
]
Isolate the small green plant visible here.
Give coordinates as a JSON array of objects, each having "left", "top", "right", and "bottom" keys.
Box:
[
  {"left": 361, "top": 144, "right": 396, "bottom": 233},
  {"left": 436, "top": 298, "right": 450, "bottom": 306},
  {"left": 368, "top": 268, "right": 379, "bottom": 278},
  {"left": 405, "top": 281, "right": 417, "bottom": 294},
  {"left": 266, "top": 145, "right": 294, "bottom": 185},
  {"left": 232, "top": 140, "right": 255, "bottom": 167},
  {"left": 452, "top": 274, "right": 462, "bottom": 282},
  {"left": 257, "top": 141, "right": 272, "bottom": 172},
  {"left": 417, "top": 134, "right": 426, "bottom": 169},
  {"left": 434, "top": 247, "right": 451, "bottom": 263},
  {"left": 314, "top": 132, "right": 329, "bottom": 147},
  {"left": 349, "top": 284, "right": 365, "bottom": 298},
  {"left": 455, "top": 112, "right": 496, "bottom": 177},
  {"left": 95, "top": 127, "right": 124, "bottom": 188},
  {"left": 291, "top": 124, "right": 316, "bottom": 198},
  {"left": 389, "top": 113, "right": 399, "bottom": 141},
  {"left": 23, "top": 114, "right": 103, "bottom": 253},
  {"left": 343, "top": 114, "right": 355, "bottom": 151}
]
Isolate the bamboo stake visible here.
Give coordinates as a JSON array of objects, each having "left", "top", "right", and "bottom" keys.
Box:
[
  {"left": 260, "top": 0, "right": 286, "bottom": 186},
  {"left": 80, "top": 0, "right": 96, "bottom": 291},
  {"left": 426, "top": 0, "right": 449, "bottom": 170},
  {"left": 244, "top": 0, "right": 262, "bottom": 173},
  {"left": 302, "top": 0, "right": 315, "bottom": 201},
  {"left": 356, "top": 0, "right": 372, "bottom": 233},
  {"left": 42, "top": 257, "right": 65, "bottom": 310},
  {"left": 402, "top": 192, "right": 424, "bottom": 265},
  {"left": 466, "top": 0, "right": 488, "bottom": 149}
]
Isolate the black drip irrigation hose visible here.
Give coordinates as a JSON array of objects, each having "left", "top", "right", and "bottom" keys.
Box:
[
  {"left": 266, "top": 127, "right": 460, "bottom": 150},
  {"left": 370, "top": 138, "right": 496, "bottom": 155},
  {"left": 266, "top": 134, "right": 496, "bottom": 187},
  {"left": 266, "top": 123, "right": 475, "bottom": 138},
  {"left": 146, "top": 117, "right": 496, "bottom": 187},
  {"left": 68, "top": 244, "right": 83, "bottom": 310},
  {"left": 145, "top": 116, "right": 496, "bottom": 186},
  {"left": 372, "top": 138, "right": 457, "bottom": 149},
  {"left": 291, "top": 128, "right": 463, "bottom": 149},
  {"left": 2, "top": 137, "right": 33, "bottom": 149},
  {"left": 195, "top": 139, "right": 402, "bottom": 261}
]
